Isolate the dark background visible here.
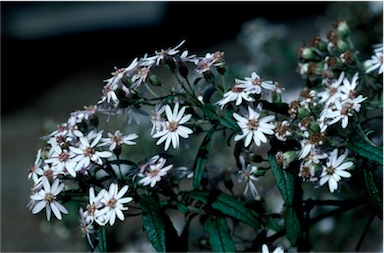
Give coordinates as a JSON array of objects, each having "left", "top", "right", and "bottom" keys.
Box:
[{"left": 1, "top": 1, "right": 328, "bottom": 115}]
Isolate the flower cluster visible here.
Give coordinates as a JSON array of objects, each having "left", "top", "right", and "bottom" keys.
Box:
[{"left": 27, "top": 19, "right": 382, "bottom": 252}]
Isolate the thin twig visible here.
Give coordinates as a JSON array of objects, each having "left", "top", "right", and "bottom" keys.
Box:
[{"left": 355, "top": 211, "right": 376, "bottom": 252}]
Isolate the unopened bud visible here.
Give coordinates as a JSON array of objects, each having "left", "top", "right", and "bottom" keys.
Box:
[
  {"left": 148, "top": 74, "right": 162, "bottom": 86},
  {"left": 203, "top": 70, "right": 215, "bottom": 83},
  {"left": 334, "top": 19, "right": 350, "bottom": 39},
  {"left": 301, "top": 47, "right": 316, "bottom": 60},
  {"left": 177, "top": 62, "right": 189, "bottom": 78},
  {"left": 336, "top": 39, "right": 349, "bottom": 53},
  {"left": 216, "top": 63, "right": 226, "bottom": 75},
  {"left": 275, "top": 150, "right": 298, "bottom": 169}
]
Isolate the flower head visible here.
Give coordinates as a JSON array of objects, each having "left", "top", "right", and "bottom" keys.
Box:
[
  {"left": 99, "top": 130, "right": 138, "bottom": 151},
  {"left": 233, "top": 103, "right": 275, "bottom": 147},
  {"left": 30, "top": 177, "right": 68, "bottom": 221},
  {"left": 70, "top": 131, "right": 113, "bottom": 171},
  {"left": 138, "top": 156, "right": 173, "bottom": 187},
  {"left": 152, "top": 103, "right": 193, "bottom": 151},
  {"left": 98, "top": 184, "right": 133, "bottom": 226},
  {"left": 365, "top": 44, "right": 383, "bottom": 74},
  {"left": 319, "top": 148, "right": 353, "bottom": 193},
  {"left": 235, "top": 72, "right": 276, "bottom": 95},
  {"left": 238, "top": 155, "right": 259, "bottom": 199}
]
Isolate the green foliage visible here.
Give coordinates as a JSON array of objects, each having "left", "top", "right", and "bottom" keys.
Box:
[
  {"left": 186, "top": 190, "right": 262, "bottom": 229},
  {"left": 204, "top": 216, "right": 236, "bottom": 252},
  {"left": 269, "top": 154, "right": 302, "bottom": 245},
  {"left": 347, "top": 141, "right": 383, "bottom": 165},
  {"left": 139, "top": 196, "right": 167, "bottom": 253},
  {"left": 193, "top": 126, "right": 216, "bottom": 189}
]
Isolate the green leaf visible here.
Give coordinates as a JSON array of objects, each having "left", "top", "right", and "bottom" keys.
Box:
[
  {"left": 363, "top": 169, "right": 383, "bottom": 219},
  {"left": 139, "top": 196, "right": 166, "bottom": 253},
  {"left": 265, "top": 217, "right": 283, "bottom": 232},
  {"left": 193, "top": 127, "right": 216, "bottom": 189},
  {"left": 284, "top": 207, "right": 302, "bottom": 245},
  {"left": 221, "top": 110, "right": 241, "bottom": 132},
  {"left": 202, "top": 103, "right": 219, "bottom": 121},
  {"left": 186, "top": 190, "right": 261, "bottom": 228},
  {"left": 268, "top": 153, "right": 302, "bottom": 245},
  {"left": 204, "top": 216, "right": 236, "bottom": 252},
  {"left": 96, "top": 227, "right": 107, "bottom": 252},
  {"left": 268, "top": 154, "right": 295, "bottom": 205},
  {"left": 202, "top": 104, "right": 240, "bottom": 132},
  {"left": 347, "top": 141, "right": 383, "bottom": 165}
]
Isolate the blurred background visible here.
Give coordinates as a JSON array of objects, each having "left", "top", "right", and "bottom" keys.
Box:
[{"left": 1, "top": 1, "right": 383, "bottom": 252}]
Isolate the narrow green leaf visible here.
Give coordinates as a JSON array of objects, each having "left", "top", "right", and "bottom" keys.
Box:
[
  {"left": 96, "top": 227, "right": 107, "bottom": 252},
  {"left": 186, "top": 190, "right": 261, "bottom": 228},
  {"left": 193, "top": 126, "right": 216, "bottom": 189},
  {"left": 269, "top": 153, "right": 302, "bottom": 245},
  {"left": 347, "top": 141, "right": 383, "bottom": 165},
  {"left": 284, "top": 207, "right": 302, "bottom": 245},
  {"left": 268, "top": 154, "right": 295, "bottom": 205},
  {"left": 363, "top": 169, "right": 383, "bottom": 219},
  {"left": 202, "top": 104, "right": 218, "bottom": 121},
  {"left": 139, "top": 196, "right": 166, "bottom": 253},
  {"left": 204, "top": 216, "right": 236, "bottom": 252},
  {"left": 265, "top": 217, "right": 283, "bottom": 232},
  {"left": 202, "top": 104, "right": 240, "bottom": 132},
  {"left": 221, "top": 111, "right": 241, "bottom": 132}
]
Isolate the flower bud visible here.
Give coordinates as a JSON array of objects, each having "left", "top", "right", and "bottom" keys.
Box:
[
  {"left": 148, "top": 74, "right": 162, "bottom": 86},
  {"left": 216, "top": 63, "right": 226, "bottom": 75},
  {"left": 177, "top": 62, "right": 189, "bottom": 78},
  {"left": 203, "top": 70, "right": 215, "bottom": 83},
  {"left": 275, "top": 150, "right": 298, "bottom": 169},
  {"left": 309, "top": 35, "right": 327, "bottom": 52},
  {"left": 301, "top": 47, "right": 316, "bottom": 60},
  {"left": 333, "top": 19, "right": 350, "bottom": 39},
  {"left": 336, "top": 39, "right": 349, "bottom": 53}
]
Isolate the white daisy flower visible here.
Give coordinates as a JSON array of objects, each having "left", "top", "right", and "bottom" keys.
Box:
[
  {"left": 216, "top": 85, "right": 253, "bottom": 109},
  {"left": 365, "top": 45, "right": 383, "bottom": 74},
  {"left": 238, "top": 155, "right": 259, "bottom": 199},
  {"left": 28, "top": 149, "right": 44, "bottom": 183},
  {"left": 150, "top": 104, "right": 166, "bottom": 135},
  {"left": 45, "top": 141, "right": 77, "bottom": 177},
  {"left": 99, "top": 130, "right": 138, "bottom": 151},
  {"left": 138, "top": 157, "right": 173, "bottom": 188},
  {"left": 30, "top": 177, "right": 68, "bottom": 221},
  {"left": 70, "top": 131, "right": 113, "bottom": 171},
  {"left": 319, "top": 149, "right": 353, "bottom": 193},
  {"left": 339, "top": 72, "right": 359, "bottom": 99},
  {"left": 235, "top": 72, "right": 276, "bottom": 95},
  {"left": 233, "top": 103, "right": 275, "bottom": 147},
  {"left": 262, "top": 244, "right": 284, "bottom": 253},
  {"left": 317, "top": 71, "right": 345, "bottom": 104},
  {"left": 324, "top": 97, "right": 365, "bottom": 129},
  {"left": 98, "top": 184, "right": 133, "bottom": 226},
  {"left": 83, "top": 187, "right": 105, "bottom": 224},
  {"left": 154, "top": 39, "right": 186, "bottom": 65},
  {"left": 79, "top": 207, "right": 94, "bottom": 248},
  {"left": 152, "top": 103, "right": 193, "bottom": 151}
]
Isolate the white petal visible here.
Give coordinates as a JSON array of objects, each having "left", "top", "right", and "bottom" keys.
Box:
[
  {"left": 115, "top": 208, "right": 125, "bottom": 221},
  {"left": 328, "top": 177, "right": 338, "bottom": 193},
  {"left": 116, "top": 185, "right": 129, "bottom": 199},
  {"left": 51, "top": 202, "right": 63, "bottom": 220},
  {"left": 244, "top": 132, "right": 253, "bottom": 147},
  {"left": 336, "top": 170, "right": 351, "bottom": 178},
  {"left": 32, "top": 201, "right": 46, "bottom": 214},
  {"left": 164, "top": 135, "right": 171, "bottom": 151}
]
